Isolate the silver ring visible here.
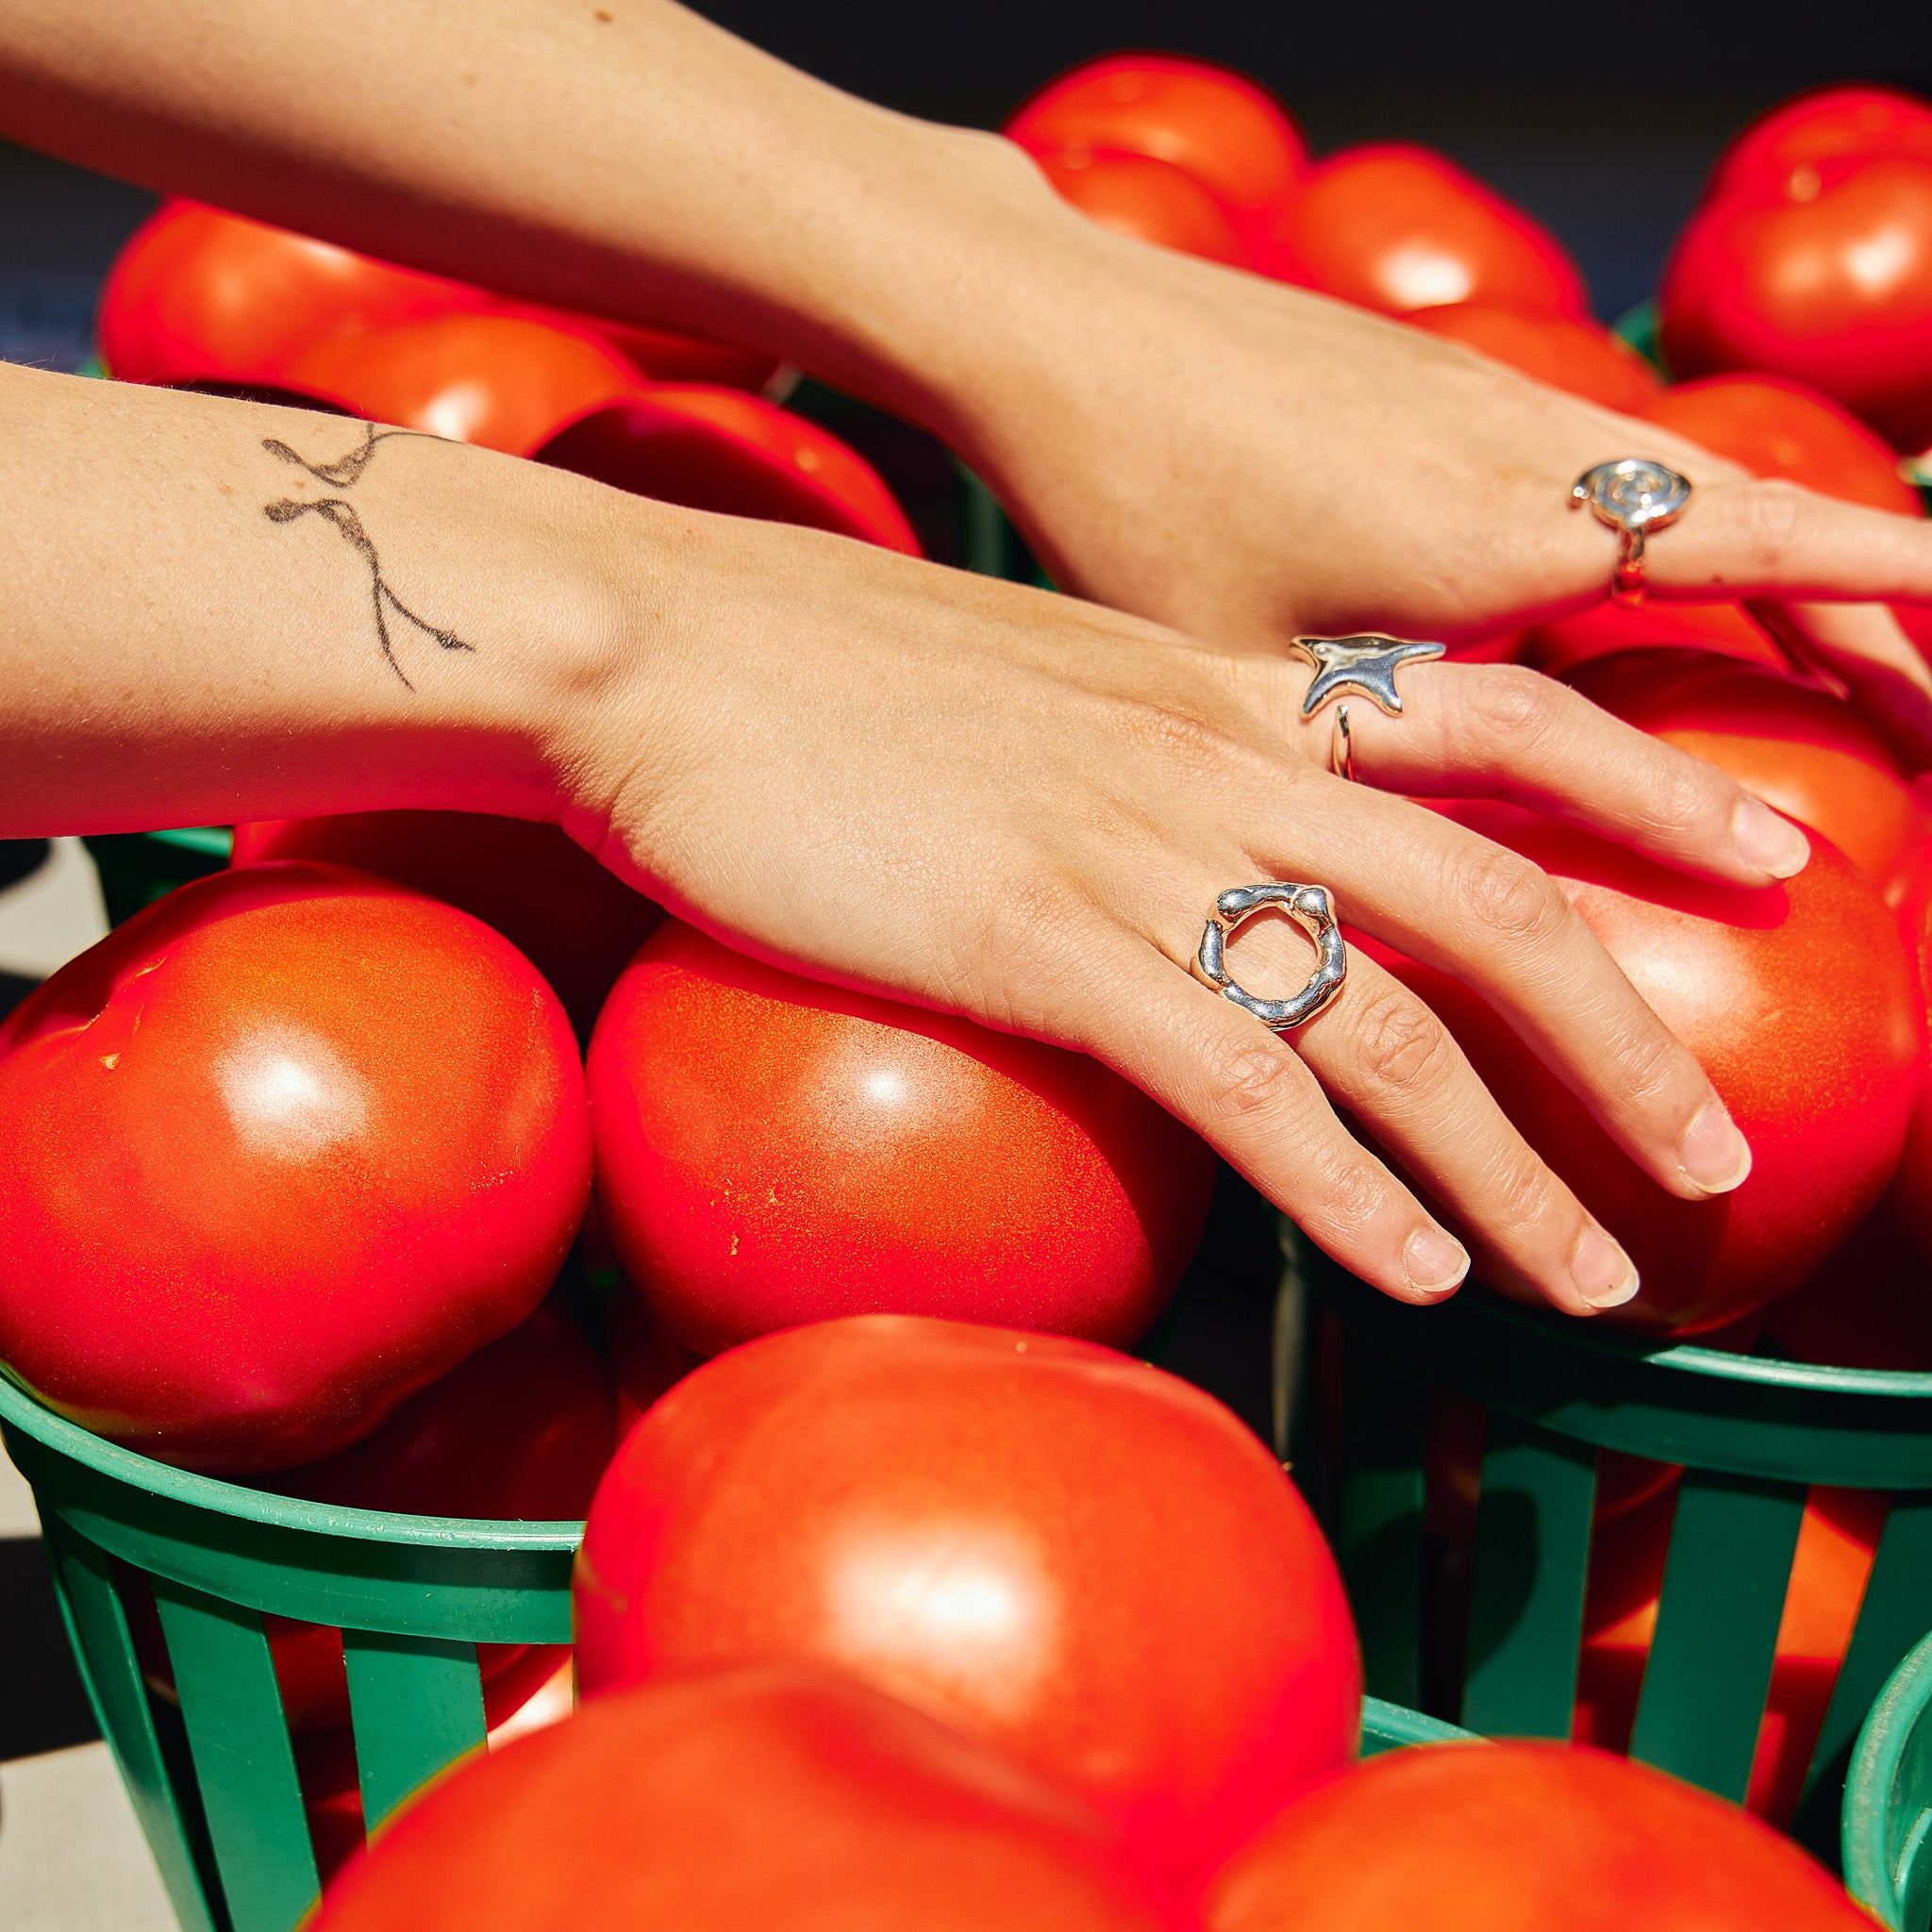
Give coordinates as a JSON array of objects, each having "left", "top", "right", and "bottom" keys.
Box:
[
  {"left": 1332, "top": 703, "right": 1356, "bottom": 782},
  {"left": 1571, "top": 458, "right": 1692, "bottom": 609},
  {"left": 1289, "top": 634, "right": 1446, "bottom": 720},
  {"left": 1192, "top": 882, "right": 1347, "bottom": 1032}
]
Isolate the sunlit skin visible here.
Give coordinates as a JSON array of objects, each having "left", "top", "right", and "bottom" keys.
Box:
[{"left": 9, "top": 6, "right": 1932, "bottom": 1317}]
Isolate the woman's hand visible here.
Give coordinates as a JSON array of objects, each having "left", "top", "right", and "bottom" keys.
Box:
[
  {"left": 561, "top": 505, "right": 1807, "bottom": 1319},
  {"left": 928, "top": 173, "right": 1932, "bottom": 757}
]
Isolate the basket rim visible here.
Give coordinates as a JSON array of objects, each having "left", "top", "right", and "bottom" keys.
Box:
[
  {"left": 1843, "top": 1626, "right": 1932, "bottom": 1920},
  {"left": 1322, "top": 1267, "right": 1932, "bottom": 1400},
  {"left": 0, "top": 1370, "right": 584, "bottom": 1553}
]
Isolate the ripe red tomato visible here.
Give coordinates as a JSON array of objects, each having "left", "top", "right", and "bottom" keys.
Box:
[
  {"left": 1573, "top": 1468, "right": 1885, "bottom": 1829},
  {"left": 98, "top": 200, "right": 781, "bottom": 396},
  {"left": 1757, "top": 1212, "right": 1932, "bottom": 1370},
  {"left": 1363, "top": 807, "right": 1921, "bottom": 1332},
  {"left": 285, "top": 312, "right": 644, "bottom": 457},
  {"left": 1642, "top": 374, "right": 1921, "bottom": 516},
  {"left": 1563, "top": 648, "right": 1923, "bottom": 891},
  {"left": 537, "top": 384, "right": 921, "bottom": 553},
  {"left": 1005, "top": 54, "right": 1305, "bottom": 249},
  {"left": 1201, "top": 1740, "right": 1872, "bottom": 1931},
  {"left": 308, "top": 1665, "right": 1184, "bottom": 1932},
  {"left": 1882, "top": 827, "right": 1932, "bottom": 1260},
  {"left": 608, "top": 1279, "right": 699, "bottom": 1434},
  {"left": 1706, "top": 86, "right": 1932, "bottom": 207},
  {"left": 1032, "top": 148, "right": 1251, "bottom": 268},
  {"left": 230, "top": 813, "right": 662, "bottom": 1042},
  {"left": 1524, "top": 599, "right": 1789, "bottom": 678},
  {"left": 1658, "top": 159, "right": 1932, "bottom": 453},
  {"left": 574, "top": 1315, "right": 1361, "bottom": 1882},
  {"left": 95, "top": 201, "right": 485, "bottom": 391},
  {"left": 0, "top": 864, "right": 591, "bottom": 1468},
  {"left": 1408, "top": 304, "right": 1662, "bottom": 411},
  {"left": 1274, "top": 145, "right": 1587, "bottom": 319},
  {"left": 586, "top": 922, "right": 1215, "bottom": 1355}
]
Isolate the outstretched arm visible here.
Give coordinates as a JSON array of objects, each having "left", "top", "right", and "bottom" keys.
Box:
[
  {"left": 5, "top": 0, "right": 1931, "bottom": 743},
  {"left": 0, "top": 361, "right": 1797, "bottom": 1320}
]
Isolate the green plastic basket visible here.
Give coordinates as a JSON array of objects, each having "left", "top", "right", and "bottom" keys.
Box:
[
  {"left": 0, "top": 1373, "right": 576, "bottom": 1932},
  {"left": 3, "top": 1355, "right": 1474, "bottom": 1932},
  {"left": 1844, "top": 1627, "right": 1932, "bottom": 1927},
  {"left": 82, "top": 827, "right": 232, "bottom": 928},
  {"left": 1305, "top": 1253, "right": 1932, "bottom": 1861}
]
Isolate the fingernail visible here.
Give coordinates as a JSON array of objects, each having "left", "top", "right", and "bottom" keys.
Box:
[
  {"left": 1678, "top": 1099, "right": 1753, "bottom": 1194},
  {"left": 1405, "top": 1224, "right": 1470, "bottom": 1299},
  {"left": 1572, "top": 1225, "right": 1640, "bottom": 1310},
  {"left": 1732, "top": 798, "right": 1810, "bottom": 879}
]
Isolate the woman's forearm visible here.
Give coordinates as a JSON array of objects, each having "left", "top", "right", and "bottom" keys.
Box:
[
  {"left": 0, "top": 0, "right": 1070, "bottom": 430},
  {"left": 0, "top": 361, "right": 643, "bottom": 837}
]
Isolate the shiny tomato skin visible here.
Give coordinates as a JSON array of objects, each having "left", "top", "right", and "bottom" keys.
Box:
[
  {"left": 1006, "top": 55, "right": 1305, "bottom": 240},
  {"left": 1882, "top": 827, "right": 1932, "bottom": 1260},
  {"left": 586, "top": 923, "right": 1216, "bottom": 1355},
  {"left": 1642, "top": 373, "right": 1922, "bottom": 515},
  {"left": 1201, "top": 1740, "right": 1872, "bottom": 1932},
  {"left": 1758, "top": 1212, "right": 1932, "bottom": 1369},
  {"left": 1707, "top": 86, "right": 1932, "bottom": 207},
  {"left": 573, "top": 1315, "right": 1361, "bottom": 1883},
  {"left": 1274, "top": 145, "right": 1587, "bottom": 319},
  {"left": 608, "top": 1279, "right": 699, "bottom": 1433},
  {"left": 230, "top": 812, "right": 663, "bottom": 1042},
  {"left": 285, "top": 312, "right": 643, "bottom": 457},
  {"left": 308, "top": 1666, "right": 1184, "bottom": 1932},
  {"left": 1658, "top": 158, "right": 1932, "bottom": 452},
  {"left": 1563, "top": 647, "right": 1922, "bottom": 891},
  {"left": 0, "top": 864, "right": 591, "bottom": 1469},
  {"left": 95, "top": 200, "right": 485, "bottom": 391},
  {"left": 1033, "top": 147, "right": 1251, "bottom": 267},
  {"left": 1524, "top": 599, "right": 1789, "bottom": 678},
  {"left": 1408, "top": 304, "right": 1662, "bottom": 411},
  {"left": 536, "top": 383, "right": 921, "bottom": 554},
  {"left": 98, "top": 200, "right": 781, "bottom": 397},
  {"left": 1364, "top": 807, "right": 1920, "bottom": 1332}
]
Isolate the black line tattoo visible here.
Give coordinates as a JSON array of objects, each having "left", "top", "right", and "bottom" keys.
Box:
[{"left": 261, "top": 424, "right": 474, "bottom": 691}]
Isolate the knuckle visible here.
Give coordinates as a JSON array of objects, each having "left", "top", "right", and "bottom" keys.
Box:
[
  {"left": 1481, "top": 1143, "right": 1569, "bottom": 1242},
  {"left": 1606, "top": 1015, "right": 1692, "bottom": 1112},
  {"left": 1453, "top": 842, "right": 1572, "bottom": 952},
  {"left": 1348, "top": 983, "right": 1455, "bottom": 1102},
  {"left": 1202, "top": 1031, "right": 1313, "bottom": 1132},
  {"left": 1460, "top": 664, "right": 1564, "bottom": 752},
  {"left": 1728, "top": 479, "right": 1816, "bottom": 575}
]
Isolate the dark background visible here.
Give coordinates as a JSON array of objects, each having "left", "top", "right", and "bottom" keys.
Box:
[{"left": 3, "top": 1, "right": 1931, "bottom": 370}]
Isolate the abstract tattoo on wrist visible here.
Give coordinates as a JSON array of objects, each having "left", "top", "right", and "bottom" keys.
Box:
[{"left": 260, "top": 423, "right": 474, "bottom": 691}]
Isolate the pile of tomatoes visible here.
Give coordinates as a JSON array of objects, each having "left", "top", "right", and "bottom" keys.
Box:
[{"left": 1, "top": 52, "right": 1930, "bottom": 1928}]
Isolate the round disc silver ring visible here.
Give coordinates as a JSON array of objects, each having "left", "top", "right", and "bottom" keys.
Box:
[
  {"left": 1193, "top": 882, "right": 1347, "bottom": 1032},
  {"left": 1571, "top": 458, "right": 1692, "bottom": 608}
]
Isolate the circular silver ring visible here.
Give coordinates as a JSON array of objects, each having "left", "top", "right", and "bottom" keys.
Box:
[
  {"left": 1331, "top": 703, "right": 1356, "bottom": 782},
  {"left": 1192, "top": 882, "right": 1347, "bottom": 1032},
  {"left": 1570, "top": 458, "right": 1692, "bottom": 609}
]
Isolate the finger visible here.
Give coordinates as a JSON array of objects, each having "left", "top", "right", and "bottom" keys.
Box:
[
  {"left": 1054, "top": 926, "right": 1473, "bottom": 1307},
  {"left": 1226, "top": 779, "right": 1753, "bottom": 1205},
  {"left": 1284, "top": 944, "right": 1638, "bottom": 1315},
  {"left": 1639, "top": 475, "right": 1932, "bottom": 606},
  {"left": 1242, "top": 658, "right": 1813, "bottom": 887},
  {"left": 1747, "top": 598, "right": 1932, "bottom": 769}
]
